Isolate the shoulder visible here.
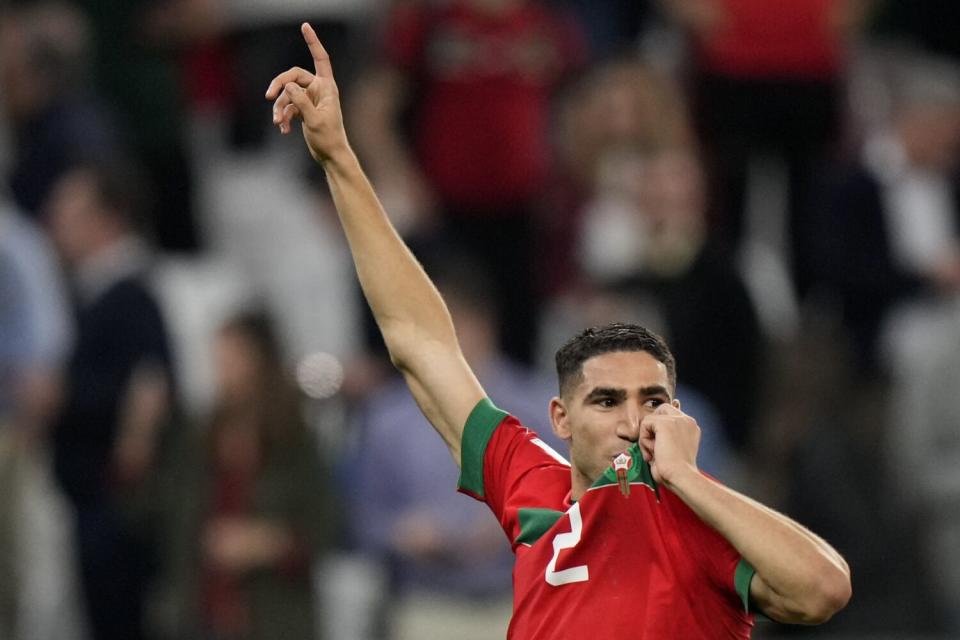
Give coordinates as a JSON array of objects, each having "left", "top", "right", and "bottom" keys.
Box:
[{"left": 458, "top": 398, "right": 569, "bottom": 498}]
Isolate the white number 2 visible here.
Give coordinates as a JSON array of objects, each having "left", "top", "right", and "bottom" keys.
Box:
[{"left": 545, "top": 503, "right": 589, "bottom": 586}]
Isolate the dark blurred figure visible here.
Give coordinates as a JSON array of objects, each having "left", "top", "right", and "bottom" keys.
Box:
[
  {"left": 350, "top": 0, "right": 585, "bottom": 365},
  {"left": 45, "top": 162, "right": 175, "bottom": 640},
  {"left": 870, "top": 0, "right": 960, "bottom": 62},
  {"left": 577, "top": 146, "right": 764, "bottom": 449},
  {"left": 71, "top": 0, "right": 212, "bottom": 251},
  {"left": 808, "top": 54, "right": 960, "bottom": 375},
  {"left": 662, "top": 0, "right": 872, "bottom": 295},
  {"left": 805, "top": 58, "right": 960, "bottom": 632},
  {"left": 0, "top": 2, "right": 120, "bottom": 216},
  {"left": 773, "top": 53, "right": 960, "bottom": 635},
  {"left": 155, "top": 311, "right": 335, "bottom": 640}
]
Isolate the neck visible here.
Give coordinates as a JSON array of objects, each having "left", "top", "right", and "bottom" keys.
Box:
[{"left": 570, "top": 468, "right": 592, "bottom": 502}]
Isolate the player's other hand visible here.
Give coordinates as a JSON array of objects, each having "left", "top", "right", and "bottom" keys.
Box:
[
  {"left": 265, "top": 22, "right": 349, "bottom": 165},
  {"left": 638, "top": 402, "right": 700, "bottom": 488}
]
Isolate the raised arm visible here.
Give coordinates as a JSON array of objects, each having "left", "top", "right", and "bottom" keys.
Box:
[{"left": 265, "top": 23, "right": 484, "bottom": 464}]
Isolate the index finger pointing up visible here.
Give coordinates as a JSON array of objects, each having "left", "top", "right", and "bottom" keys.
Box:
[{"left": 301, "top": 22, "right": 333, "bottom": 79}]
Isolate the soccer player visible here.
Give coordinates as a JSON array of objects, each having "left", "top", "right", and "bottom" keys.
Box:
[{"left": 266, "top": 23, "right": 852, "bottom": 638}]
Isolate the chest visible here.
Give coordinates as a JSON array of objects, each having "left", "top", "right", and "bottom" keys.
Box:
[
  {"left": 508, "top": 487, "right": 724, "bottom": 638},
  {"left": 514, "top": 485, "right": 699, "bottom": 590}
]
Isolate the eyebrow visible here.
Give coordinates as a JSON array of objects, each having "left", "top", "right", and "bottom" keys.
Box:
[
  {"left": 639, "top": 385, "right": 671, "bottom": 399},
  {"left": 583, "top": 385, "right": 672, "bottom": 404},
  {"left": 583, "top": 387, "right": 626, "bottom": 404}
]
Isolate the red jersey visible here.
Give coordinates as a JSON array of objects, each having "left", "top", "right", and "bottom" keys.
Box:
[
  {"left": 697, "top": 0, "right": 841, "bottom": 79},
  {"left": 383, "top": 0, "right": 583, "bottom": 210},
  {"left": 458, "top": 399, "right": 756, "bottom": 639}
]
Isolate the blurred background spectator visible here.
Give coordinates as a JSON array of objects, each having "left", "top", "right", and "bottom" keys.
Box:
[
  {"left": 809, "top": 53, "right": 960, "bottom": 376},
  {"left": 45, "top": 162, "right": 176, "bottom": 640},
  {"left": 823, "top": 51, "right": 960, "bottom": 635},
  {"left": 350, "top": 0, "right": 586, "bottom": 365},
  {"left": 0, "top": 193, "right": 76, "bottom": 640},
  {"left": 662, "top": 0, "right": 871, "bottom": 299},
  {"left": 542, "top": 56, "right": 694, "bottom": 296},
  {"left": 153, "top": 310, "right": 335, "bottom": 640},
  {"left": 0, "top": 2, "right": 120, "bottom": 218},
  {"left": 68, "top": 0, "right": 214, "bottom": 252},
  {"left": 2, "top": 0, "right": 960, "bottom": 637}
]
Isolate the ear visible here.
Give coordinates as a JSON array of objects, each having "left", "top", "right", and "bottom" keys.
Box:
[
  {"left": 672, "top": 398, "right": 682, "bottom": 411},
  {"left": 550, "top": 396, "right": 572, "bottom": 441}
]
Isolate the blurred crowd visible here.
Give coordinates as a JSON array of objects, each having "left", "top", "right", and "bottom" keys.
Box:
[{"left": 2, "top": 0, "right": 960, "bottom": 639}]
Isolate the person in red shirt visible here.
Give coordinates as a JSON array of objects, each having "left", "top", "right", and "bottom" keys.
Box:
[
  {"left": 267, "top": 23, "right": 852, "bottom": 637},
  {"left": 661, "top": 0, "right": 873, "bottom": 295},
  {"left": 350, "top": 0, "right": 584, "bottom": 364}
]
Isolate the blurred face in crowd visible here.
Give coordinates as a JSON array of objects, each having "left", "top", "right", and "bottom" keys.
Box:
[
  {"left": 593, "top": 70, "right": 655, "bottom": 144},
  {"left": 214, "top": 327, "right": 264, "bottom": 406},
  {"left": 45, "top": 169, "right": 116, "bottom": 267},
  {"left": 638, "top": 150, "right": 706, "bottom": 235}
]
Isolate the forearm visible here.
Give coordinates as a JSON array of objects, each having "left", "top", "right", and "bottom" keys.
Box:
[
  {"left": 321, "top": 147, "right": 457, "bottom": 367},
  {"left": 667, "top": 469, "right": 850, "bottom": 622}
]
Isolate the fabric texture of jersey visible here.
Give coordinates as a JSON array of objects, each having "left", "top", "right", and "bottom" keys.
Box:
[{"left": 458, "top": 398, "right": 756, "bottom": 639}]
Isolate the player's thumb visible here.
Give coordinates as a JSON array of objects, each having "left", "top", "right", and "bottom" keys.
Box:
[{"left": 284, "top": 82, "right": 314, "bottom": 115}]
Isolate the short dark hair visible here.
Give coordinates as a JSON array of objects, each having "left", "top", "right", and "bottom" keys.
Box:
[{"left": 555, "top": 323, "right": 676, "bottom": 397}]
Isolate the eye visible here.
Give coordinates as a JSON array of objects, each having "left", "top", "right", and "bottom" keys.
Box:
[
  {"left": 644, "top": 398, "right": 665, "bottom": 409},
  {"left": 595, "top": 397, "right": 617, "bottom": 408}
]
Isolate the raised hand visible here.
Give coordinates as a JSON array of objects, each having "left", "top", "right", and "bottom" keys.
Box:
[
  {"left": 265, "top": 23, "right": 349, "bottom": 164},
  {"left": 638, "top": 402, "right": 700, "bottom": 487}
]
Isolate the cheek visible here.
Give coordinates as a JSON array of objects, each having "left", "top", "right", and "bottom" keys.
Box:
[{"left": 568, "top": 416, "right": 606, "bottom": 453}]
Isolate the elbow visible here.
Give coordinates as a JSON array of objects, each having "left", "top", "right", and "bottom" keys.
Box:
[
  {"left": 381, "top": 321, "right": 457, "bottom": 373},
  {"left": 799, "top": 568, "right": 852, "bottom": 624},
  {"left": 380, "top": 321, "right": 421, "bottom": 371}
]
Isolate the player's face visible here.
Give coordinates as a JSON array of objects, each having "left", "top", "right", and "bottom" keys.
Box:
[{"left": 550, "top": 351, "right": 675, "bottom": 499}]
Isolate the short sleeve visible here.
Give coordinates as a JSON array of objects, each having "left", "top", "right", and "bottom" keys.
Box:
[
  {"left": 457, "top": 398, "right": 509, "bottom": 500},
  {"left": 458, "top": 398, "right": 570, "bottom": 547}
]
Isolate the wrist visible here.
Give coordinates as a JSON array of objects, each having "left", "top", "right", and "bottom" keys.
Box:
[
  {"left": 659, "top": 462, "right": 702, "bottom": 493},
  {"left": 318, "top": 139, "right": 356, "bottom": 172}
]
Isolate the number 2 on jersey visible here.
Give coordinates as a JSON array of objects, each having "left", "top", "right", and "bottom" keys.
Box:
[{"left": 545, "top": 503, "right": 589, "bottom": 586}]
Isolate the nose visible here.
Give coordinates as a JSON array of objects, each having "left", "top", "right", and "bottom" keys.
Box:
[{"left": 616, "top": 404, "right": 642, "bottom": 443}]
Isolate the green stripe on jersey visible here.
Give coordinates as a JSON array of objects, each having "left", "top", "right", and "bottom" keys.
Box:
[
  {"left": 458, "top": 398, "right": 509, "bottom": 498},
  {"left": 515, "top": 508, "right": 565, "bottom": 545},
  {"left": 734, "top": 558, "right": 757, "bottom": 613}
]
